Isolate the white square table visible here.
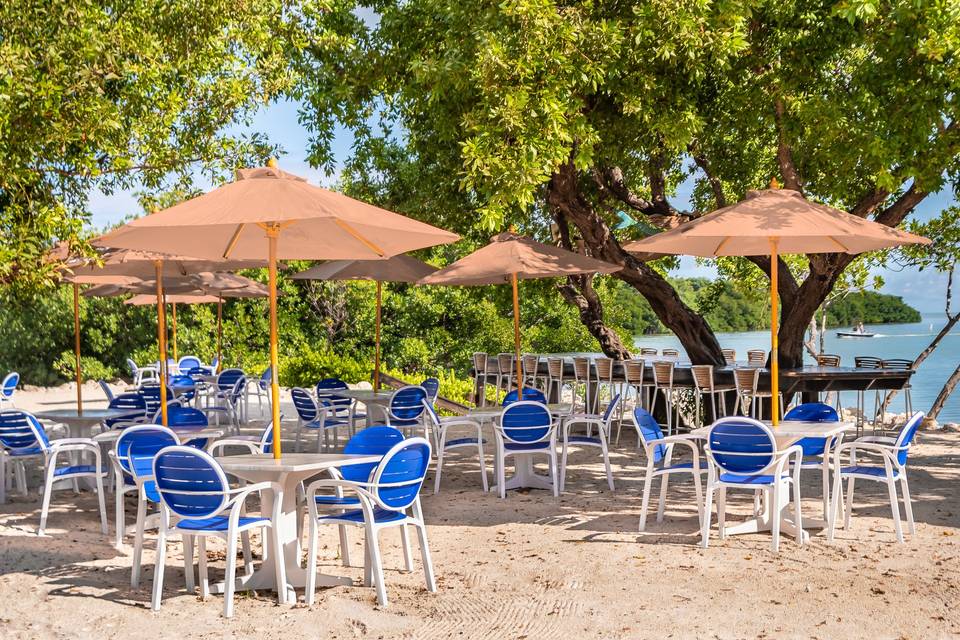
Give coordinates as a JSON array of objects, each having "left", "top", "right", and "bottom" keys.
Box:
[
  {"left": 215, "top": 453, "right": 380, "bottom": 601},
  {"left": 335, "top": 389, "right": 395, "bottom": 423},
  {"left": 689, "top": 420, "right": 855, "bottom": 542}
]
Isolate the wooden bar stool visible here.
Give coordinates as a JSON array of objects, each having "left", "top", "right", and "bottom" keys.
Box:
[
  {"left": 472, "top": 352, "right": 490, "bottom": 407},
  {"left": 594, "top": 357, "right": 615, "bottom": 409},
  {"left": 522, "top": 354, "right": 541, "bottom": 390},
  {"left": 721, "top": 348, "right": 737, "bottom": 364},
  {"left": 747, "top": 349, "right": 767, "bottom": 366},
  {"left": 639, "top": 347, "right": 658, "bottom": 357},
  {"left": 572, "top": 356, "right": 592, "bottom": 414},
  {"left": 691, "top": 364, "right": 735, "bottom": 427},
  {"left": 546, "top": 357, "right": 567, "bottom": 404},
  {"left": 651, "top": 361, "right": 678, "bottom": 436},
  {"left": 495, "top": 353, "right": 514, "bottom": 404},
  {"left": 661, "top": 348, "right": 680, "bottom": 358},
  {"left": 618, "top": 359, "right": 647, "bottom": 445}
]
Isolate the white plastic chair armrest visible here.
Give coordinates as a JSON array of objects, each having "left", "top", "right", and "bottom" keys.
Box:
[
  {"left": 208, "top": 439, "right": 261, "bottom": 456},
  {"left": 855, "top": 435, "right": 898, "bottom": 446}
]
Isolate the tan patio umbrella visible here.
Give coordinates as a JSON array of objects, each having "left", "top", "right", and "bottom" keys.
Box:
[
  {"left": 94, "top": 161, "right": 459, "bottom": 458},
  {"left": 623, "top": 187, "right": 930, "bottom": 425},
  {"left": 291, "top": 255, "right": 437, "bottom": 390},
  {"left": 67, "top": 249, "right": 264, "bottom": 424},
  {"left": 420, "top": 232, "right": 622, "bottom": 399}
]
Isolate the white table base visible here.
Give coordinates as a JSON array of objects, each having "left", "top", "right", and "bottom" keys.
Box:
[{"left": 491, "top": 454, "right": 555, "bottom": 493}]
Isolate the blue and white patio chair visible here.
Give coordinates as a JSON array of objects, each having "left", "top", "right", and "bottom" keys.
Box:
[
  {"left": 110, "top": 424, "right": 179, "bottom": 578},
  {"left": 304, "top": 426, "right": 405, "bottom": 567},
  {"left": 632, "top": 407, "right": 706, "bottom": 531},
  {"left": 205, "top": 373, "right": 246, "bottom": 431},
  {"left": 501, "top": 387, "right": 547, "bottom": 405},
  {"left": 169, "top": 374, "right": 198, "bottom": 404},
  {"left": 827, "top": 411, "right": 923, "bottom": 544},
  {"left": 422, "top": 401, "right": 488, "bottom": 494},
  {"left": 305, "top": 437, "right": 436, "bottom": 607},
  {"left": 784, "top": 402, "right": 842, "bottom": 519},
  {"left": 559, "top": 394, "right": 620, "bottom": 493},
  {"left": 385, "top": 385, "right": 429, "bottom": 438},
  {"left": 245, "top": 367, "right": 272, "bottom": 418},
  {"left": 164, "top": 404, "right": 216, "bottom": 449},
  {"left": 493, "top": 401, "right": 559, "bottom": 499},
  {"left": 0, "top": 410, "right": 107, "bottom": 536},
  {"left": 127, "top": 358, "right": 158, "bottom": 387},
  {"left": 150, "top": 446, "right": 285, "bottom": 617},
  {"left": 177, "top": 356, "right": 202, "bottom": 374},
  {"left": 292, "top": 387, "right": 345, "bottom": 452},
  {"left": 139, "top": 384, "right": 175, "bottom": 419},
  {"left": 420, "top": 377, "right": 440, "bottom": 404},
  {"left": 316, "top": 377, "right": 365, "bottom": 432},
  {"left": 701, "top": 417, "right": 804, "bottom": 552},
  {"left": 96, "top": 392, "right": 149, "bottom": 436},
  {"left": 0, "top": 372, "right": 19, "bottom": 408}
]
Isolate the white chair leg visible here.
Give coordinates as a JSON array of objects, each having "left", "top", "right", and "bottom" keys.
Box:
[
  {"left": 692, "top": 470, "right": 704, "bottom": 527},
  {"left": 827, "top": 469, "right": 841, "bottom": 542},
  {"left": 0, "top": 455, "right": 6, "bottom": 505},
  {"left": 95, "top": 470, "right": 108, "bottom": 535},
  {"left": 477, "top": 441, "right": 489, "bottom": 493},
  {"left": 821, "top": 464, "right": 830, "bottom": 520},
  {"left": 887, "top": 478, "right": 904, "bottom": 543},
  {"left": 901, "top": 477, "right": 915, "bottom": 536},
  {"left": 150, "top": 514, "right": 168, "bottom": 611},
  {"left": 132, "top": 494, "right": 148, "bottom": 588},
  {"left": 700, "top": 486, "right": 713, "bottom": 548},
  {"left": 272, "top": 524, "right": 287, "bottom": 606},
  {"left": 414, "top": 510, "right": 436, "bottom": 592},
  {"left": 844, "top": 477, "right": 855, "bottom": 530},
  {"left": 38, "top": 466, "right": 55, "bottom": 536},
  {"left": 559, "top": 438, "right": 569, "bottom": 493},
  {"left": 770, "top": 485, "right": 781, "bottom": 553},
  {"left": 656, "top": 473, "right": 670, "bottom": 522},
  {"left": 197, "top": 536, "right": 210, "bottom": 598},
  {"left": 601, "top": 440, "right": 614, "bottom": 491},
  {"left": 114, "top": 479, "right": 125, "bottom": 549},
  {"left": 793, "top": 479, "right": 804, "bottom": 545},
  {"left": 433, "top": 445, "right": 445, "bottom": 495},
  {"left": 241, "top": 531, "right": 254, "bottom": 576},
  {"left": 549, "top": 451, "right": 559, "bottom": 498},
  {"left": 367, "top": 525, "right": 388, "bottom": 607},
  {"left": 223, "top": 532, "right": 238, "bottom": 618},
  {"left": 638, "top": 471, "right": 653, "bottom": 532},
  {"left": 338, "top": 523, "right": 351, "bottom": 567},
  {"left": 182, "top": 534, "right": 195, "bottom": 592},
  {"left": 305, "top": 518, "right": 319, "bottom": 605},
  {"left": 716, "top": 487, "right": 727, "bottom": 539},
  {"left": 400, "top": 524, "right": 414, "bottom": 572},
  {"left": 498, "top": 451, "right": 506, "bottom": 500}
]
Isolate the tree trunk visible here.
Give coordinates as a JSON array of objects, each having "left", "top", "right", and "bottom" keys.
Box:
[
  {"left": 929, "top": 363, "right": 960, "bottom": 421},
  {"left": 557, "top": 276, "right": 632, "bottom": 359},
  {"left": 547, "top": 159, "right": 725, "bottom": 365}
]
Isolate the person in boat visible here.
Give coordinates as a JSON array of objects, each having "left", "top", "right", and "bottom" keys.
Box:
[{"left": 856, "top": 320, "right": 865, "bottom": 334}]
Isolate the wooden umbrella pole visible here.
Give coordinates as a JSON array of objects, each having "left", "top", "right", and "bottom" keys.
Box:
[
  {"left": 770, "top": 238, "right": 780, "bottom": 427},
  {"left": 154, "top": 261, "right": 169, "bottom": 426},
  {"left": 511, "top": 272, "right": 522, "bottom": 400},
  {"left": 267, "top": 226, "right": 283, "bottom": 459},
  {"left": 216, "top": 296, "right": 223, "bottom": 372},
  {"left": 374, "top": 280, "right": 382, "bottom": 391},
  {"left": 72, "top": 283, "right": 83, "bottom": 414},
  {"left": 171, "top": 302, "right": 178, "bottom": 363}
]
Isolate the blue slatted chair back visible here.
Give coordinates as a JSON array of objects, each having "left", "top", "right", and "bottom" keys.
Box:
[
  {"left": 139, "top": 385, "right": 174, "bottom": 416},
  {"left": 178, "top": 356, "right": 201, "bottom": 373},
  {"left": 258, "top": 420, "right": 278, "bottom": 455},
  {"left": 502, "top": 387, "right": 547, "bottom": 405},
  {"left": 370, "top": 437, "right": 431, "bottom": 510},
  {"left": 153, "top": 446, "right": 230, "bottom": 519},
  {"left": 106, "top": 392, "right": 148, "bottom": 428},
  {"left": 500, "top": 401, "right": 552, "bottom": 443},
  {"left": 420, "top": 378, "right": 440, "bottom": 402},
  {"left": 316, "top": 378, "right": 350, "bottom": 410},
  {"left": 895, "top": 412, "right": 925, "bottom": 466},
  {"left": 259, "top": 367, "right": 272, "bottom": 390},
  {"left": 291, "top": 387, "right": 318, "bottom": 422},
  {"left": 0, "top": 410, "right": 48, "bottom": 451},
  {"left": 341, "top": 426, "right": 405, "bottom": 483},
  {"left": 602, "top": 394, "right": 622, "bottom": 422},
  {"left": 98, "top": 379, "right": 115, "bottom": 402},
  {"left": 167, "top": 405, "right": 208, "bottom": 429},
  {"left": 389, "top": 386, "right": 428, "bottom": 422},
  {"left": 1, "top": 372, "right": 19, "bottom": 399},
  {"left": 169, "top": 374, "right": 196, "bottom": 400},
  {"left": 421, "top": 400, "right": 441, "bottom": 428},
  {"left": 126, "top": 359, "right": 139, "bottom": 377},
  {"left": 185, "top": 366, "right": 209, "bottom": 378},
  {"left": 784, "top": 402, "right": 839, "bottom": 455},
  {"left": 217, "top": 368, "right": 245, "bottom": 392},
  {"left": 633, "top": 407, "right": 666, "bottom": 464},
  {"left": 116, "top": 425, "right": 179, "bottom": 478},
  {"left": 707, "top": 418, "right": 776, "bottom": 475}
]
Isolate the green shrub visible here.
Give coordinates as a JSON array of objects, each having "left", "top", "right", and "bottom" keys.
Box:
[
  {"left": 52, "top": 351, "right": 118, "bottom": 382},
  {"left": 279, "top": 346, "right": 371, "bottom": 387}
]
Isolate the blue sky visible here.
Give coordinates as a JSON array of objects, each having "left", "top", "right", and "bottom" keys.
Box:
[{"left": 87, "top": 99, "right": 955, "bottom": 314}]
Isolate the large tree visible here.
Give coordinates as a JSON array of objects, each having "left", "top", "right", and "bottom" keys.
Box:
[
  {"left": 0, "top": 0, "right": 336, "bottom": 286},
  {"left": 293, "top": 0, "right": 960, "bottom": 366}
]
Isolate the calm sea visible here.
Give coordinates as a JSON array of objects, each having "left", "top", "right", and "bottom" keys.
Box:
[{"left": 633, "top": 315, "right": 960, "bottom": 423}]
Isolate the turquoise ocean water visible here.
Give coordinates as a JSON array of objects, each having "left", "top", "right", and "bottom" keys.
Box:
[{"left": 632, "top": 315, "right": 960, "bottom": 423}]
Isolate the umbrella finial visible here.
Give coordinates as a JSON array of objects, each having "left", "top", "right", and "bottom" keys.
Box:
[
  {"left": 266, "top": 157, "right": 278, "bottom": 169},
  {"left": 769, "top": 177, "right": 781, "bottom": 189}
]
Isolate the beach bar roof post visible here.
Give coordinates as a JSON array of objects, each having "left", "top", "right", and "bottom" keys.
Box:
[
  {"left": 420, "top": 231, "right": 622, "bottom": 400},
  {"left": 95, "top": 161, "right": 459, "bottom": 458},
  {"left": 291, "top": 255, "right": 437, "bottom": 391},
  {"left": 623, "top": 187, "right": 931, "bottom": 425}
]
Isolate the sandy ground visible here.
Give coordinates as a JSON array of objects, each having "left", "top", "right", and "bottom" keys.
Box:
[{"left": 1, "top": 382, "right": 959, "bottom": 639}]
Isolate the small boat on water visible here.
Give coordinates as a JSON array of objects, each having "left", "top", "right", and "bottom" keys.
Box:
[{"left": 836, "top": 326, "right": 877, "bottom": 338}]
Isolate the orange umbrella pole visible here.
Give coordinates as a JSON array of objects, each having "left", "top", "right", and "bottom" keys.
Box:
[
  {"left": 171, "top": 301, "right": 178, "bottom": 363},
  {"left": 511, "top": 272, "right": 522, "bottom": 400},
  {"left": 216, "top": 296, "right": 223, "bottom": 372},
  {"left": 267, "top": 226, "right": 283, "bottom": 459},
  {"left": 154, "top": 261, "right": 169, "bottom": 426},
  {"left": 770, "top": 239, "right": 780, "bottom": 427},
  {"left": 72, "top": 283, "right": 83, "bottom": 414},
  {"left": 374, "top": 280, "right": 382, "bottom": 391}
]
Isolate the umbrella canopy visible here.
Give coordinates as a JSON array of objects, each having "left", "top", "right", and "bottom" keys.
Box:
[
  {"left": 93, "top": 162, "right": 459, "bottom": 458},
  {"left": 622, "top": 189, "right": 930, "bottom": 257},
  {"left": 291, "top": 254, "right": 437, "bottom": 283},
  {"left": 292, "top": 255, "right": 437, "bottom": 390},
  {"left": 421, "top": 232, "right": 621, "bottom": 400},
  {"left": 83, "top": 272, "right": 268, "bottom": 297},
  {"left": 421, "top": 232, "right": 621, "bottom": 286},
  {"left": 624, "top": 187, "right": 930, "bottom": 425},
  {"left": 63, "top": 248, "right": 265, "bottom": 284},
  {"left": 125, "top": 294, "right": 222, "bottom": 305},
  {"left": 95, "top": 165, "right": 459, "bottom": 260}
]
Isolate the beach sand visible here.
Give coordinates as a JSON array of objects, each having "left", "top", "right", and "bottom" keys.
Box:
[{"left": 1, "top": 383, "right": 958, "bottom": 639}]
